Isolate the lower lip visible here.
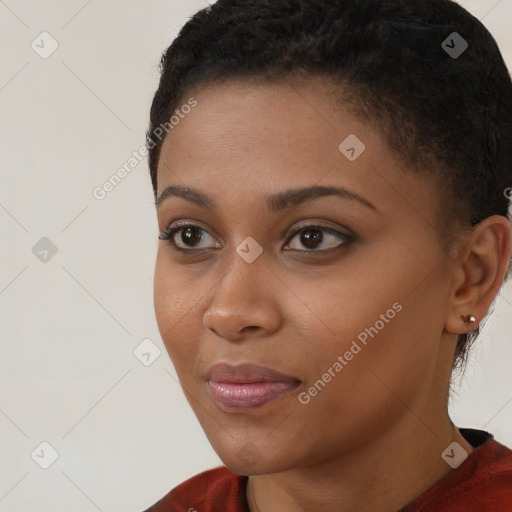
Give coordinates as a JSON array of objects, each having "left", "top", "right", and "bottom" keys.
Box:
[{"left": 208, "top": 380, "right": 300, "bottom": 412}]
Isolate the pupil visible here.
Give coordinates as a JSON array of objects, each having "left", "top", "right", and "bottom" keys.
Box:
[
  {"left": 302, "top": 229, "right": 322, "bottom": 249},
  {"left": 182, "top": 227, "right": 202, "bottom": 247}
]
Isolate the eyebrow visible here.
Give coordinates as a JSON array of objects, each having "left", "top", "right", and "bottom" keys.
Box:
[{"left": 155, "top": 184, "right": 377, "bottom": 213}]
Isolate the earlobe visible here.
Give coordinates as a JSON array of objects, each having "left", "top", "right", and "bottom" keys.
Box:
[
  {"left": 460, "top": 314, "right": 477, "bottom": 325},
  {"left": 445, "top": 216, "right": 512, "bottom": 335}
]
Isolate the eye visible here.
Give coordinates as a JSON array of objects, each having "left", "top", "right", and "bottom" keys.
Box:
[
  {"left": 284, "top": 225, "right": 352, "bottom": 253},
  {"left": 158, "top": 224, "right": 220, "bottom": 251},
  {"left": 159, "top": 222, "right": 353, "bottom": 254}
]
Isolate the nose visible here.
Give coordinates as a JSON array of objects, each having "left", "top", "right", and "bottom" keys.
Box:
[{"left": 202, "top": 251, "right": 282, "bottom": 342}]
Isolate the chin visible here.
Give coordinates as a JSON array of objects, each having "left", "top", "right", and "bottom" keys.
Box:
[{"left": 213, "top": 439, "right": 296, "bottom": 476}]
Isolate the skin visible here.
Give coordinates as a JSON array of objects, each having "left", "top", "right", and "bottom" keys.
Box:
[{"left": 153, "top": 77, "right": 512, "bottom": 512}]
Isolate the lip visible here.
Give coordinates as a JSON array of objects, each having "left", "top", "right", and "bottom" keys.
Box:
[
  {"left": 206, "top": 362, "right": 300, "bottom": 384},
  {"left": 206, "top": 363, "right": 301, "bottom": 412}
]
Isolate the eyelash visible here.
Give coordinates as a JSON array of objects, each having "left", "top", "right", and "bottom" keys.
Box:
[{"left": 158, "top": 222, "right": 354, "bottom": 255}]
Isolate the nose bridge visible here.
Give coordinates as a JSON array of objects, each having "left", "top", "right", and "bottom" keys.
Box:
[
  {"left": 214, "top": 239, "right": 268, "bottom": 306},
  {"left": 203, "top": 243, "right": 280, "bottom": 338}
]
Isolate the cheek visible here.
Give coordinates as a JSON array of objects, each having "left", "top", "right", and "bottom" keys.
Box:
[
  {"left": 304, "top": 278, "right": 448, "bottom": 425},
  {"left": 288, "top": 303, "right": 433, "bottom": 455},
  {"left": 294, "top": 246, "right": 446, "bottom": 394},
  {"left": 290, "top": 262, "right": 399, "bottom": 357},
  {"left": 153, "top": 253, "right": 201, "bottom": 368},
  {"left": 153, "top": 254, "right": 173, "bottom": 334}
]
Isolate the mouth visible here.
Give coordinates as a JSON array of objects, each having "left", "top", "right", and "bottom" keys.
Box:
[{"left": 205, "top": 362, "right": 302, "bottom": 413}]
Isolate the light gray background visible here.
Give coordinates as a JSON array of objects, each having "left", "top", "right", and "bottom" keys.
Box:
[{"left": 0, "top": 1, "right": 511, "bottom": 510}]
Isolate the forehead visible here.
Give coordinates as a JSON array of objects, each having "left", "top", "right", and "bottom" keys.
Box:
[
  {"left": 162, "top": 78, "right": 343, "bottom": 163},
  {"left": 156, "top": 78, "right": 438, "bottom": 227},
  {"left": 158, "top": 79, "right": 366, "bottom": 185}
]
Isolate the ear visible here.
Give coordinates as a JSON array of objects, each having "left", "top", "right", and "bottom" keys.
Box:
[{"left": 445, "top": 215, "right": 512, "bottom": 335}]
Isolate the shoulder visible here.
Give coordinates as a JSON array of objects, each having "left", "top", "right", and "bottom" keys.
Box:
[
  {"left": 406, "top": 433, "right": 512, "bottom": 511},
  {"left": 470, "top": 437, "right": 512, "bottom": 496},
  {"left": 142, "top": 466, "right": 247, "bottom": 512}
]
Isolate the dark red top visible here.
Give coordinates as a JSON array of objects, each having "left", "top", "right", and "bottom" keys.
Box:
[{"left": 143, "top": 429, "right": 512, "bottom": 511}]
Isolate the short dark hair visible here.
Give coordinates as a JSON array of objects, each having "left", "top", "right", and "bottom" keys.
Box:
[{"left": 147, "top": 0, "right": 512, "bottom": 369}]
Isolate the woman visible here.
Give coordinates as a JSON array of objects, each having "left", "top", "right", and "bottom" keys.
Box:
[{"left": 143, "top": 0, "right": 512, "bottom": 510}]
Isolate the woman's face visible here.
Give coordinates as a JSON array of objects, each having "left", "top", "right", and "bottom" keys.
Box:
[{"left": 154, "top": 78, "right": 458, "bottom": 474}]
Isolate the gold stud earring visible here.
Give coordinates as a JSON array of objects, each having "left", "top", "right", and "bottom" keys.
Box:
[{"left": 461, "top": 314, "right": 477, "bottom": 324}]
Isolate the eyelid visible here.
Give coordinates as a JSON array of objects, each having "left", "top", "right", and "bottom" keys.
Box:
[
  {"left": 286, "top": 220, "right": 354, "bottom": 239},
  {"left": 159, "top": 219, "right": 222, "bottom": 240}
]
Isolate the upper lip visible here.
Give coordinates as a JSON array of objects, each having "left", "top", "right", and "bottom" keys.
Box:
[{"left": 206, "top": 363, "right": 301, "bottom": 384}]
